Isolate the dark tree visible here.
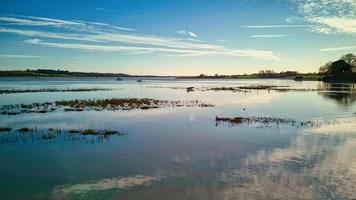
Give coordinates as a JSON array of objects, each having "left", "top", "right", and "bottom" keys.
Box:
[{"left": 329, "top": 60, "right": 352, "bottom": 78}]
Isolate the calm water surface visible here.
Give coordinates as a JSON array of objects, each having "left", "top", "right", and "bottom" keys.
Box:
[{"left": 0, "top": 78, "right": 356, "bottom": 200}]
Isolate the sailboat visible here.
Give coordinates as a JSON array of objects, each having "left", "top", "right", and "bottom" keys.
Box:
[{"left": 137, "top": 70, "right": 143, "bottom": 82}]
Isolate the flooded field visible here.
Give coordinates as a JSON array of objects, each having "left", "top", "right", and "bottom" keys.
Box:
[{"left": 1, "top": 77, "right": 356, "bottom": 200}]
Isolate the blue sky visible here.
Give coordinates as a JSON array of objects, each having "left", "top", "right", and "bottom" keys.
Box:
[{"left": 0, "top": 0, "right": 355, "bottom": 75}]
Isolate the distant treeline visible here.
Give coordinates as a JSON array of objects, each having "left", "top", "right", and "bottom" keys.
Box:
[
  {"left": 0, "top": 69, "right": 321, "bottom": 80},
  {"left": 0, "top": 69, "right": 131, "bottom": 77},
  {"left": 179, "top": 71, "right": 322, "bottom": 81}
]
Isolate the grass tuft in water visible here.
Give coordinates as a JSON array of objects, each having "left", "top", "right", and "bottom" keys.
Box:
[
  {"left": 215, "top": 116, "right": 336, "bottom": 128},
  {"left": 17, "top": 127, "right": 34, "bottom": 132},
  {"left": 68, "top": 129, "right": 80, "bottom": 133},
  {"left": 81, "top": 129, "right": 98, "bottom": 135},
  {"left": 0, "top": 127, "right": 12, "bottom": 132}
]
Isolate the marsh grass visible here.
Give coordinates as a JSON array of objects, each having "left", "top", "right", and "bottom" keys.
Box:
[
  {"left": 81, "top": 129, "right": 98, "bottom": 135},
  {"left": 216, "top": 116, "right": 336, "bottom": 128},
  {"left": 216, "top": 116, "right": 244, "bottom": 124},
  {"left": 17, "top": 127, "right": 35, "bottom": 132},
  {"left": 68, "top": 129, "right": 80, "bottom": 133},
  {"left": 197, "top": 85, "right": 325, "bottom": 93},
  {"left": 81, "top": 129, "right": 121, "bottom": 136},
  {"left": 0, "top": 127, "right": 125, "bottom": 144},
  {"left": 0, "top": 98, "right": 213, "bottom": 116},
  {"left": 0, "top": 127, "right": 12, "bottom": 132}
]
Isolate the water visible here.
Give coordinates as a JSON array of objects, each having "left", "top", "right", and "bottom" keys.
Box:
[{"left": 0, "top": 77, "right": 356, "bottom": 200}]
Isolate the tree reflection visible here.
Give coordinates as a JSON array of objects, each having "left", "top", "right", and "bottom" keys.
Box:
[{"left": 318, "top": 83, "right": 356, "bottom": 106}]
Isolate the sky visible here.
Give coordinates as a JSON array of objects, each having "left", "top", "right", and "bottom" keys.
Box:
[{"left": 0, "top": 0, "right": 355, "bottom": 75}]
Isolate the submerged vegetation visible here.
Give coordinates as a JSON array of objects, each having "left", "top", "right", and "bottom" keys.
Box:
[
  {"left": 0, "top": 127, "right": 126, "bottom": 144},
  {"left": 216, "top": 116, "right": 340, "bottom": 128},
  {"left": 0, "top": 98, "right": 214, "bottom": 115}
]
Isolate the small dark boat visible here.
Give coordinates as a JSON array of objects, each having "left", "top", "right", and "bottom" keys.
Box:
[
  {"left": 186, "top": 87, "right": 194, "bottom": 92},
  {"left": 116, "top": 77, "right": 122, "bottom": 81}
]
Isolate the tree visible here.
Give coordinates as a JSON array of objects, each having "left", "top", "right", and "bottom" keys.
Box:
[
  {"left": 198, "top": 73, "right": 206, "bottom": 78},
  {"left": 319, "top": 53, "right": 356, "bottom": 76},
  {"left": 328, "top": 60, "right": 352, "bottom": 78},
  {"left": 340, "top": 53, "right": 356, "bottom": 72},
  {"left": 340, "top": 53, "right": 356, "bottom": 67}
]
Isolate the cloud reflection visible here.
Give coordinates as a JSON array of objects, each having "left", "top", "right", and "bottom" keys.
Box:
[
  {"left": 52, "top": 175, "right": 161, "bottom": 198},
  {"left": 219, "top": 118, "right": 356, "bottom": 200}
]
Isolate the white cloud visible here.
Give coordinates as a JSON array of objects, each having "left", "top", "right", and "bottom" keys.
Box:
[
  {"left": 0, "top": 54, "right": 42, "bottom": 58},
  {"left": 177, "top": 30, "right": 198, "bottom": 38},
  {"left": 291, "top": 0, "right": 356, "bottom": 34},
  {"left": 244, "top": 1, "right": 356, "bottom": 35},
  {"left": 241, "top": 25, "right": 311, "bottom": 28},
  {"left": 250, "top": 34, "right": 289, "bottom": 38},
  {"left": 318, "top": 45, "right": 356, "bottom": 51},
  {"left": 308, "top": 17, "right": 356, "bottom": 34}
]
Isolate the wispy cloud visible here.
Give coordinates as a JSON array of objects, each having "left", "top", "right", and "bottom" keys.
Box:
[
  {"left": 24, "top": 38, "right": 278, "bottom": 59},
  {"left": 319, "top": 45, "right": 356, "bottom": 51},
  {"left": 215, "top": 39, "right": 227, "bottom": 42},
  {"left": 0, "top": 27, "right": 221, "bottom": 50},
  {"left": 291, "top": 0, "right": 356, "bottom": 34},
  {"left": 242, "top": 25, "right": 311, "bottom": 28},
  {"left": 0, "top": 15, "right": 278, "bottom": 60},
  {"left": 250, "top": 34, "right": 289, "bottom": 38},
  {"left": 0, "top": 15, "right": 134, "bottom": 32},
  {"left": 177, "top": 30, "right": 198, "bottom": 38},
  {"left": 0, "top": 16, "right": 81, "bottom": 26},
  {"left": 92, "top": 7, "right": 116, "bottom": 12},
  {"left": 0, "top": 54, "right": 42, "bottom": 58}
]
